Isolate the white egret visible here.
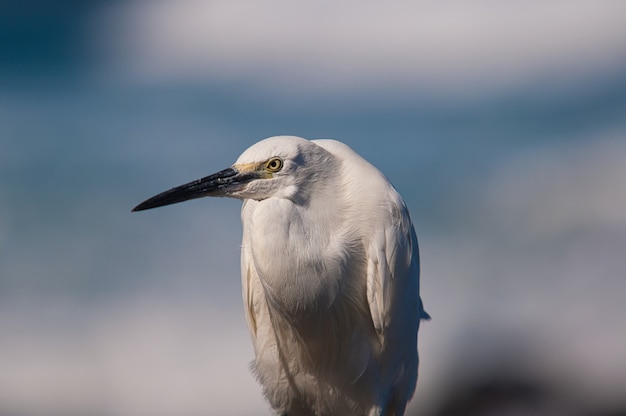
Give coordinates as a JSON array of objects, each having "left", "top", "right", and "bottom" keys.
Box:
[{"left": 133, "top": 136, "right": 429, "bottom": 416}]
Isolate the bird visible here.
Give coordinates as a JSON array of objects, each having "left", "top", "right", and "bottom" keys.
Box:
[{"left": 132, "top": 135, "right": 429, "bottom": 416}]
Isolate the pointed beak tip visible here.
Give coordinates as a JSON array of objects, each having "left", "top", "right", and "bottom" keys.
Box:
[
  {"left": 131, "top": 167, "right": 244, "bottom": 214},
  {"left": 131, "top": 197, "right": 168, "bottom": 213},
  {"left": 130, "top": 204, "right": 148, "bottom": 213}
]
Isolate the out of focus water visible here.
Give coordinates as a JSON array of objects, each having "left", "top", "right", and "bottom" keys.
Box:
[{"left": 1, "top": 2, "right": 626, "bottom": 415}]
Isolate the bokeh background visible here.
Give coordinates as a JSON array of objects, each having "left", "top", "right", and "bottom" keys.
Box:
[{"left": 1, "top": 1, "right": 626, "bottom": 415}]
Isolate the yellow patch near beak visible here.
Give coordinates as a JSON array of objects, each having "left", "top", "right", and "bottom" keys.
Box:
[{"left": 233, "top": 162, "right": 273, "bottom": 178}]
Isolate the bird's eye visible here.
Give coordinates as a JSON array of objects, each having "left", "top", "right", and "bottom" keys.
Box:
[{"left": 266, "top": 157, "right": 283, "bottom": 172}]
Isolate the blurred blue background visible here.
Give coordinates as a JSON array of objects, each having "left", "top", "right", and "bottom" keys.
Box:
[{"left": 1, "top": 1, "right": 626, "bottom": 415}]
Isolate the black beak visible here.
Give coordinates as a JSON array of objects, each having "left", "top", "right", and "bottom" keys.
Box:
[{"left": 132, "top": 167, "right": 252, "bottom": 212}]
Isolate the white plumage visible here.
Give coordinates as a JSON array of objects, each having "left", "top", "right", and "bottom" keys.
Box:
[{"left": 133, "top": 136, "right": 428, "bottom": 416}]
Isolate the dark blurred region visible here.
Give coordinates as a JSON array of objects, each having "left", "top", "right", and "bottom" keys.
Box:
[
  {"left": 0, "top": 0, "right": 109, "bottom": 79},
  {"left": 419, "top": 372, "right": 626, "bottom": 416},
  {"left": 411, "top": 318, "right": 626, "bottom": 416},
  {"left": 415, "top": 351, "right": 626, "bottom": 416}
]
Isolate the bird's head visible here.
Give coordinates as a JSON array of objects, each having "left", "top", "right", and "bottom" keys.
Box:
[{"left": 132, "top": 136, "right": 337, "bottom": 212}]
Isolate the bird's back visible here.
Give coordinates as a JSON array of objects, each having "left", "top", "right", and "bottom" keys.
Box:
[{"left": 314, "top": 139, "right": 424, "bottom": 414}]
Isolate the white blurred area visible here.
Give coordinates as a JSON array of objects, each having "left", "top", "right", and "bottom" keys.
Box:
[
  {"left": 1, "top": 1, "right": 626, "bottom": 415},
  {"left": 0, "top": 296, "right": 264, "bottom": 416},
  {"left": 96, "top": 0, "right": 626, "bottom": 95}
]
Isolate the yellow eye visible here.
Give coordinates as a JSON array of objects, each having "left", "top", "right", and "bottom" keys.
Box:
[{"left": 266, "top": 157, "right": 283, "bottom": 172}]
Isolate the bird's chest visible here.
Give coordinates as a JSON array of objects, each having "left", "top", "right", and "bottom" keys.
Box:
[
  {"left": 248, "top": 199, "right": 347, "bottom": 319},
  {"left": 245, "top": 199, "right": 375, "bottom": 390}
]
